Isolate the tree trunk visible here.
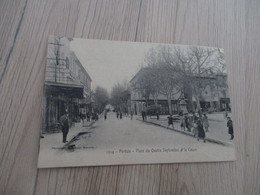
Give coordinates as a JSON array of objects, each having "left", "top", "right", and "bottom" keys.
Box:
[
  {"left": 153, "top": 97, "right": 158, "bottom": 106},
  {"left": 192, "top": 85, "right": 201, "bottom": 114},
  {"left": 184, "top": 84, "right": 194, "bottom": 112},
  {"left": 195, "top": 97, "right": 201, "bottom": 111},
  {"left": 195, "top": 96, "right": 202, "bottom": 118},
  {"left": 145, "top": 97, "right": 149, "bottom": 106},
  {"left": 167, "top": 97, "right": 172, "bottom": 115}
]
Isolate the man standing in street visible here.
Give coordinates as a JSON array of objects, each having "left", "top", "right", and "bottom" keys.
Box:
[
  {"left": 227, "top": 117, "right": 234, "bottom": 140},
  {"left": 79, "top": 112, "right": 84, "bottom": 126},
  {"left": 116, "top": 110, "right": 119, "bottom": 119},
  {"left": 167, "top": 114, "right": 174, "bottom": 129},
  {"left": 104, "top": 110, "right": 107, "bottom": 120},
  {"left": 60, "top": 111, "right": 70, "bottom": 143},
  {"left": 120, "top": 111, "right": 122, "bottom": 119},
  {"left": 142, "top": 111, "right": 145, "bottom": 121},
  {"left": 87, "top": 112, "right": 90, "bottom": 122}
]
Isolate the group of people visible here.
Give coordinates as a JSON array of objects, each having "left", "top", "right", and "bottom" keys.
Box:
[
  {"left": 59, "top": 111, "right": 99, "bottom": 143},
  {"left": 59, "top": 108, "right": 234, "bottom": 144},
  {"left": 178, "top": 111, "right": 234, "bottom": 141},
  {"left": 116, "top": 110, "right": 123, "bottom": 119},
  {"left": 114, "top": 109, "right": 134, "bottom": 120},
  {"left": 178, "top": 113, "right": 208, "bottom": 142},
  {"left": 141, "top": 111, "right": 147, "bottom": 121},
  {"left": 79, "top": 112, "right": 99, "bottom": 123}
]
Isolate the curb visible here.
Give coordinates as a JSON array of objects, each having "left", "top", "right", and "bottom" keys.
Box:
[
  {"left": 136, "top": 118, "right": 233, "bottom": 147},
  {"left": 61, "top": 131, "right": 93, "bottom": 150}
]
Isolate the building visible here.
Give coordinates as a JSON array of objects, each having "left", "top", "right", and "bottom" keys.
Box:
[
  {"left": 129, "top": 67, "right": 230, "bottom": 115},
  {"left": 43, "top": 36, "right": 92, "bottom": 133},
  {"left": 129, "top": 68, "right": 181, "bottom": 115},
  {"left": 197, "top": 74, "right": 231, "bottom": 112}
]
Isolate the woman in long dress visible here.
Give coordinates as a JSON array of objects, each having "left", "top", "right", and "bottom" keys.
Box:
[{"left": 197, "top": 119, "right": 206, "bottom": 143}]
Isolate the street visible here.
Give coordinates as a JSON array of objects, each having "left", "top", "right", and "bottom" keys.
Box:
[
  {"left": 75, "top": 112, "right": 223, "bottom": 149},
  {"left": 38, "top": 111, "right": 235, "bottom": 168}
]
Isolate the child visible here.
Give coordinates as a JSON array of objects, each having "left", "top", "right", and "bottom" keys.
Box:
[
  {"left": 193, "top": 121, "right": 198, "bottom": 137},
  {"left": 203, "top": 114, "right": 209, "bottom": 132},
  {"left": 167, "top": 115, "right": 174, "bottom": 129}
]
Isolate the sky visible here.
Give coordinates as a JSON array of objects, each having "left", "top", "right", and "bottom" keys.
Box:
[
  {"left": 70, "top": 39, "right": 224, "bottom": 94},
  {"left": 70, "top": 39, "right": 154, "bottom": 93}
]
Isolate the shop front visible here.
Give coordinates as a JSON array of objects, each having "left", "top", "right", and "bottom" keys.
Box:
[
  {"left": 43, "top": 81, "right": 84, "bottom": 133},
  {"left": 220, "top": 98, "right": 231, "bottom": 111}
]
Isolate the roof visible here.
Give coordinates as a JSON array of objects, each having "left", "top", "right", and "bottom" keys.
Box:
[
  {"left": 45, "top": 81, "right": 84, "bottom": 98},
  {"left": 129, "top": 67, "right": 149, "bottom": 83}
]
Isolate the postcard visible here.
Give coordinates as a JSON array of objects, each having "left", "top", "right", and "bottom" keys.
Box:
[{"left": 38, "top": 36, "right": 235, "bottom": 168}]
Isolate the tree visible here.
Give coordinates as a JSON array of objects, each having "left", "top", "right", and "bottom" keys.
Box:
[
  {"left": 93, "top": 86, "right": 109, "bottom": 113},
  {"left": 142, "top": 46, "right": 182, "bottom": 114},
  {"left": 160, "top": 64, "right": 181, "bottom": 115},
  {"left": 185, "top": 47, "right": 220, "bottom": 114},
  {"left": 160, "top": 45, "right": 223, "bottom": 114},
  {"left": 133, "top": 45, "right": 225, "bottom": 115},
  {"left": 130, "top": 67, "right": 158, "bottom": 105},
  {"left": 110, "top": 82, "right": 131, "bottom": 113}
]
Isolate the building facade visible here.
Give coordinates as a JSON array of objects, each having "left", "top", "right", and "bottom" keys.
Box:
[
  {"left": 197, "top": 74, "right": 231, "bottom": 112},
  {"left": 129, "top": 68, "right": 181, "bottom": 115},
  {"left": 43, "top": 36, "right": 92, "bottom": 133},
  {"left": 129, "top": 68, "right": 230, "bottom": 115}
]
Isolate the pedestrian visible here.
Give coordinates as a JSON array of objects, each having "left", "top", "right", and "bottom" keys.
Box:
[
  {"left": 120, "top": 111, "right": 122, "bottom": 119},
  {"left": 116, "top": 111, "right": 119, "bottom": 119},
  {"left": 79, "top": 112, "right": 84, "bottom": 126},
  {"left": 193, "top": 121, "right": 198, "bottom": 137},
  {"left": 79, "top": 112, "right": 83, "bottom": 121},
  {"left": 224, "top": 109, "right": 228, "bottom": 119},
  {"left": 181, "top": 113, "right": 186, "bottom": 131},
  {"left": 87, "top": 112, "right": 90, "bottom": 122},
  {"left": 60, "top": 112, "right": 70, "bottom": 143},
  {"left": 96, "top": 112, "right": 99, "bottom": 121},
  {"left": 185, "top": 115, "right": 189, "bottom": 131},
  {"left": 91, "top": 112, "right": 96, "bottom": 122},
  {"left": 167, "top": 114, "right": 174, "bottom": 129},
  {"left": 130, "top": 109, "right": 133, "bottom": 120},
  {"left": 142, "top": 111, "right": 145, "bottom": 121},
  {"left": 227, "top": 117, "right": 234, "bottom": 140},
  {"left": 202, "top": 113, "right": 209, "bottom": 132},
  {"left": 144, "top": 105, "right": 147, "bottom": 120},
  {"left": 156, "top": 110, "right": 159, "bottom": 120},
  {"left": 197, "top": 119, "right": 206, "bottom": 143},
  {"left": 186, "top": 117, "right": 192, "bottom": 132},
  {"left": 192, "top": 112, "right": 199, "bottom": 123},
  {"left": 104, "top": 110, "right": 107, "bottom": 120}
]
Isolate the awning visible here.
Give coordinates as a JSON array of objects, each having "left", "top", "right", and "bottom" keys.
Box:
[{"left": 45, "top": 81, "right": 84, "bottom": 98}]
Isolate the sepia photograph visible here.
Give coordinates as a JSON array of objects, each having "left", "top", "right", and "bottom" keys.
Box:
[{"left": 38, "top": 36, "right": 235, "bottom": 168}]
